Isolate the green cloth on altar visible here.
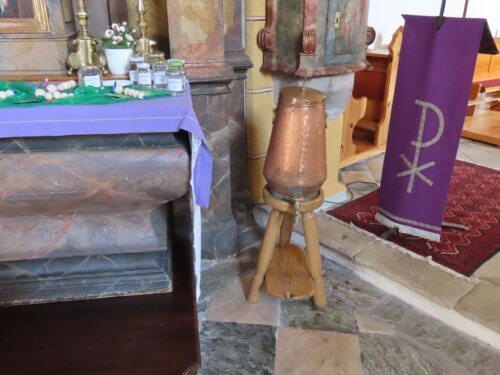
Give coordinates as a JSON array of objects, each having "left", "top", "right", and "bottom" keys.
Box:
[{"left": 0, "top": 81, "right": 172, "bottom": 108}]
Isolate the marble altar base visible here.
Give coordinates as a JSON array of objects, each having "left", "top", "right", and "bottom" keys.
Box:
[{"left": 0, "top": 133, "right": 190, "bottom": 305}]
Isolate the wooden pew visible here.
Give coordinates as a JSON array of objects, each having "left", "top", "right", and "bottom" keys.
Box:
[
  {"left": 341, "top": 27, "right": 403, "bottom": 167},
  {"left": 462, "top": 38, "right": 500, "bottom": 146}
]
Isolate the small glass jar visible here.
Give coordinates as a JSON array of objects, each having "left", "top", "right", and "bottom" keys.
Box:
[
  {"left": 150, "top": 52, "right": 168, "bottom": 90},
  {"left": 128, "top": 56, "right": 144, "bottom": 84},
  {"left": 166, "top": 59, "right": 186, "bottom": 96},
  {"left": 137, "top": 62, "right": 152, "bottom": 87},
  {"left": 78, "top": 66, "right": 103, "bottom": 88}
]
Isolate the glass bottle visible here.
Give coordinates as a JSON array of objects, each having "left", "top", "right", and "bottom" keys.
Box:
[
  {"left": 166, "top": 59, "right": 186, "bottom": 96},
  {"left": 150, "top": 52, "right": 168, "bottom": 90},
  {"left": 78, "top": 66, "right": 103, "bottom": 88},
  {"left": 137, "top": 62, "right": 152, "bottom": 87},
  {"left": 128, "top": 56, "right": 144, "bottom": 85}
]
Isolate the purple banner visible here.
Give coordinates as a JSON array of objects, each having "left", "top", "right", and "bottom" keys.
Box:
[
  {"left": 376, "top": 15, "right": 486, "bottom": 241},
  {"left": 0, "top": 84, "right": 212, "bottom": 208}
]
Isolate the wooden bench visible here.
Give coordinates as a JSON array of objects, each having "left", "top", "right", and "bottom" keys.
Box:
[
  {"left": 340, "top": 27, "right": 403, "bottom": 167},
  {"left": 462, "top": 38, "right": 500, "bottom": 146},
  {"left": 466, "top": 82, "right": 499, "bottom": 117}
]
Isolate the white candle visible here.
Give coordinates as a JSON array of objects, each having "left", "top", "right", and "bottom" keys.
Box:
[{"left": 138, "top": 0, "right": 145, "bottom": 11}]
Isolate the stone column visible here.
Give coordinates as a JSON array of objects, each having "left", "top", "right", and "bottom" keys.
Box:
[
  {"left": 167, "top": 0, "right": 233, "bottom": 79},
  {"left": 167, "top": 0, "right": 251, "bottom": 259}
]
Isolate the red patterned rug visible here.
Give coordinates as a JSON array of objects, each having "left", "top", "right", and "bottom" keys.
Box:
[{"left": 327, "top": 161, "right": 499, "bottom": 276}]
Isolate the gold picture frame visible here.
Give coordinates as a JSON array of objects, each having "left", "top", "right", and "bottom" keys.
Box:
[{"left": 0, "top": 0, "right": 50, "bottom": 33}]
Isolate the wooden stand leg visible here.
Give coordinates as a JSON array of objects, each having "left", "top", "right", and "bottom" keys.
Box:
[
  {"left": 302, "top": 211, "right": 327, "bottom": 308},
  {"left": 279, "top": 213, "right": 294, "bottom": 248},
  {"left": 247, "top": 209, "right": 284, "bottom": 303}
]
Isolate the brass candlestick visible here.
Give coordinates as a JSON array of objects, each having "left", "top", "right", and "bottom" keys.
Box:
[
  {"left": 133, "top": 0, "right": 157, "bottom": 58},
  {"left": 67, "top": 0, "right": 107, "bottom": 74}
]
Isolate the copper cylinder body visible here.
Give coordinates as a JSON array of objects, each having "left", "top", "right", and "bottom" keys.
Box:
[{"left": 264, "top": 87, "right": 327, "bottom": 201}]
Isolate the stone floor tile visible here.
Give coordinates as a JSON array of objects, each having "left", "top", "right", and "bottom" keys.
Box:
[
  {"left": 275, "top": 327, "right": 363, "bottom": 375},
  {"left": 355, "top": 311, "right": 395, "bottom": 334},
  {"left": 279, "top": 258, "right": 386, "bottom": 333},
  {"left": 344, "top": 181, "right": 380, "bottom": 200},
  {"left": 322, "top": 258, "right": 387, "bottom": 311},
  {"left": 370, "top": 297, "right": 500, "bottom": 374},
  {"left": 456, "top": 148, "right": 476, "bottom": 164},
  {"left": 340, "top": 170, "right": 377, "bottom": 184},
  {"left": 364, "top": 153, "right": 385, "bottom": 183},
  {"left": 199, "top": 261, "right": 241, "bottom": 318},
  {"left": 455, "top": 282, "right": 500, "bottom": 334},
  {"left": 206, "top": 275, "right": 280, "bottom": 326},
  {"left": 355, "top": 242, "right": 474, "bottom": 308},
  {"left": 297, "top": 213, "right": 376, "bottom": 259},
  {"left": 472, "top": 253, "right": 500, "bottom": 286},
  {"left": 280, "top": 296, "right": 356, "bottom": 333},
  {"left": 457, "top": 141, "right": 500, "bottom": 170},
  {"left": 342, "top": 160, "right": 370, "bottom": 172},
  {"left": 200, "top": 321, "right": 276, "bottom": 375},
  {"left": 359, "top": 333, "right": 453, "bottom": 375},
  {"left": 198, "top": 247, "right": 258, "bottom": 319}
]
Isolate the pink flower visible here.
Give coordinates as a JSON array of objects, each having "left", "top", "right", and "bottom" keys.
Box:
[
  {"left": 112, "top": 35, "right": 123, "bottom": 45},
  {"left": 111, "top": 23, "right": 118, "bottom": 30},
  {"left": 104, "top": 29, "right": 113, "bottom": 38}
]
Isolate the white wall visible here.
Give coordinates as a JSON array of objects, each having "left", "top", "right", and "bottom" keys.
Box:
[
  {"left": 466, "top": 0, "right": 500, "bottom": 38},
  {"left": 368, "top": 0, "right": 467, "bottom": 48}
]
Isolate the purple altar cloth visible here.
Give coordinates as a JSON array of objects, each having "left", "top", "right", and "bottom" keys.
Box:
[
  {"left": 0, "top": 84, "right": 212, "bottom": 208},
  {"left": 376, "top": 16, "right": 486, "bottom": 241}
]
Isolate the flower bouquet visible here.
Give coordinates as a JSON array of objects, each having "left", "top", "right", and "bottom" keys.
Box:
[{"left": 102, "top": 22, "right": 136, "bottom": 75}]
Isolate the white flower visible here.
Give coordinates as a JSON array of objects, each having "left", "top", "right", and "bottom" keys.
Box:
[
  {"left": 111, "top": 23, "right": 118, "bottom": 30},
  {"left": 104, "top": 29, "right": 113, "bottom": 38},
  {"left": 122, "top": 21, "right": 127, "bottom": 26},
  {"left": 112, "top": 35, "right": 123, "bottom": 45},
  {"left": 119, "top": 26, "right": 125, "bottom": 32},
  {"left": 125, "top": 34, "right": 134, "bottom": 42},
  {"left": 132, "top": 29, "right": 136, "bottom": 33}
]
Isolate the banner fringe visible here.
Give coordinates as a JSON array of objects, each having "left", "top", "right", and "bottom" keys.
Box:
[
  {"left": 318, "top": 212, "right": 474, "bottom": 282},
  {"left": 375, "top": 212, "right": 441, "bottom": 242}
]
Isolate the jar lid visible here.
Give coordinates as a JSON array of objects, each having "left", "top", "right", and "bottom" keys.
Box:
[
  {"left": 149, "top": 51, "right": 165, "bottom": 58},
  {"left": 138, "top": 63, "right": 150, "bottom": 68},
  {"left": 130, "top": 56, "right": 144, "bottom": 62},
  {"left": 148, "top": 52, "right": 165, "bottom": 63},
  {"left": 279, "top": 86, "right": 325, "bottom": 106},
  {"left": 167, "top": 59, "right": 185, "bottom": 67}
]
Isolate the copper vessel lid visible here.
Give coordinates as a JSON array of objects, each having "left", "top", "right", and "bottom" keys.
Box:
[{"left": 279, "top": 86, "right": 325, "bottom": 106}]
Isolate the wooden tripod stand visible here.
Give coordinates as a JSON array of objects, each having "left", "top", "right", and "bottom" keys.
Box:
[{"left": 247, "top": 187, "right": 327, "bottom": 308}]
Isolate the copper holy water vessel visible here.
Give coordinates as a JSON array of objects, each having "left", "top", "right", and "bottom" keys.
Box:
[{"left": 264, "top": 86, "right": 327, "bottom": 201}]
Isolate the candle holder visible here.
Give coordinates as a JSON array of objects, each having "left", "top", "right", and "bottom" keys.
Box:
[
  {"left": 133, "top": 0, "right": 157, "bottom": 58},
  {"left": 67, "top": 0, "right": 107, "bottom": 75}
]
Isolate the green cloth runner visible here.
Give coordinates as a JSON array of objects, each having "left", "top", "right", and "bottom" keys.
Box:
[{"left": 0, "top": 81, "right": 172, "bottom": 108}]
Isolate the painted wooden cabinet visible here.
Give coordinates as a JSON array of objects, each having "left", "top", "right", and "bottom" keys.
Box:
[{"left": 258, "top": 0, "right": 369, "bottom": 77}]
